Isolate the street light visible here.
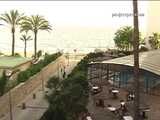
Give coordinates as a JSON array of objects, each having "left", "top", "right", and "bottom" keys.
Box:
[
  {"left": 5, "top": 69, "right": 13, "bottom": 120},
  {"left": 58, "top": 62, "right": 64, "bottom": 80},
  {"left": 58, "top": 62, "right": 60, "bottom": 79},
  {"left": 65, "top": 52, "right": 69, "bottom": 66},
  {"left": 74, "top": 49, "right": 77, "bottom": 60}
]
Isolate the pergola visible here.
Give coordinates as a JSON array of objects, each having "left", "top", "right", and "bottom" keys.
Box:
[{"left": 88, "top": 49, "right": 160, "bottom": 95}]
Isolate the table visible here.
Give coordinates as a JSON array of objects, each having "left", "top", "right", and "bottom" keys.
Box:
[
  {"left": 86, "top": 116, "right": 93, "bottom": 120},
  {"left": 91, "top": 86, "right": 101, "bottom": 94},
  {"left": 142, "top": 109, "right": 150, "bottom": 112},
  {"left": 112, "top": 89, "right": 119, "bottom": 98},
  {"left": 121, "top": 102, "right": 125, "bottom": 106},
  {"left": 92, "top": 86, "right": 99, "bottom": 89},
  {"left": 92, "top": 86, "right": 99, "bottom": 92},
  {"left": 140, "top": 107, "right": 150, "bottom": 111},
  {"left": 107, "top": 107, "right": 116, "bottom": 112},
  {"left": 140, "top": 108, "right": 150, "bottom": 118},
  {"left": 123, "top": 116, "right": 133, "bottom": 120},
  {"left": 112, "top": 90, "right": 119, "bottom": 93}
]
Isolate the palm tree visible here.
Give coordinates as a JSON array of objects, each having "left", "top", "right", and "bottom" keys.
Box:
[
  {"left": 148, "top": 33, "right": 160, "bottom": 49},
  {"left": 20, "top": 15, "right": 52, "bottom": 58},
  {"left": 0, "top": 10, "right": 24, "bottom": 56},
  {"left": 114, "top": 26, "right": 133, "bottom": 51},
  {"left": 20, "top": 32, "right": 32, "bottom": 57},
  {"left": 133, "top": 0, "right": 140, "bottom": 120}
]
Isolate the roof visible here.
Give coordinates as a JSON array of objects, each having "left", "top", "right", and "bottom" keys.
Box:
[
  {"left": 91, "top": 49, "right": 160, "bottom": 76},
  {"left": 0, "top": 56, "right": 32, "bottom": 69}
]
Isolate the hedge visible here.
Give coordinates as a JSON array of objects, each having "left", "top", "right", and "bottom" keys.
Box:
[
  {"left": 17, "top": 52, "right": 62, "bottom": 83},
  {"left": 40, "top": 52, "right": 105, "bottom": 120}
]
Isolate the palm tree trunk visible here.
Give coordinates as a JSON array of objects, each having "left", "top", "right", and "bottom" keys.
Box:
[
  {"left": 133, "top": 0, "right": 140, "bottom": 120},
  {"left": 34, "top": 31, "right": 37, "bottom": 58},
  {"left": 11, "top": 27, "right": 15, "bottom": 56},
  {"left": 24, "top": 40, "right": 27, "bottom": 57}
]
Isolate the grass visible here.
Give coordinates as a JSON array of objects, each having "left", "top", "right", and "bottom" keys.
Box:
[{"left": 0, "top": 56, "right": 31, "bottom": 68}]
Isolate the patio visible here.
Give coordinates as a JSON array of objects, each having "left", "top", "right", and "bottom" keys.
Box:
[
  {"left": 87, "top": 82, "right": 160, "bottom": 120},
  {"left": 87, "top": 50, "right": 160, "bottom": 120}
]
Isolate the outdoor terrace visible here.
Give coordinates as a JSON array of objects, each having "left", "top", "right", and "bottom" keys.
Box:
[{"left": 87, "top": 82, "right": 160, "bottom": 120}]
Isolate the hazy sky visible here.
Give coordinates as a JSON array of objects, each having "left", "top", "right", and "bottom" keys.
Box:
[
  {"left": 147, "top": 1, "right": 160, "bottom": 35},
  {"left": 0, "top": 1, "right": 154, "bottom": 54}
]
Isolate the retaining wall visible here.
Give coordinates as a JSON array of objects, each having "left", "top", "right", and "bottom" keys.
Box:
[{"left": 0, "top": 56, "right": 66, "bottom": 117}]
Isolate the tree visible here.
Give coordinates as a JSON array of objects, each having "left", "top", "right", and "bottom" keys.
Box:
[
  {"left": 20, "top": 32, "right": 32, "bottom": 57},
  {"left": 114, "top": 26, "right": 133, "bottom": 51},
  {"left": 0, "top": 71, "right": 8, "bottom": 96},
  {"left": 133, "top": 0, "right": 140, "bottom": 120},
  {"left": 43, "top": 55, "right": 89, "bottom": 120},
  {"left": 37, "top": 50, "right": 42, "bottom": 58},
  {"left": 46, "top": 81, "right": 88, "bottom": 120},
  {"left": 14, "top": 53, "right": 22, "bottom": 57},
  {"left": 20, "top": 15, "right": 52, "bottom": 58},
  {"left": 46, "top": 76, "right": 61, "bottom": 91},
  {"left": 148, "top": 33, "right": 160, "bottom": 49},
  {"left": 0, "top": 10, "right": 24, "bottom": 56},
  {"left": 114, "top": 26, "right": 144, "bottom": 51}
]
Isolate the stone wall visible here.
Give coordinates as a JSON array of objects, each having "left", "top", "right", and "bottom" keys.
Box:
[
  {"left": 0, "top": 56, "right": 66, "bottom": 117},
  {"left": 14, "top": 60, "right": 32, "bottom": 72}
]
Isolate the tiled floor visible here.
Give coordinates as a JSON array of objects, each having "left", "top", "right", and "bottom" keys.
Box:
[{"left": 87, "top": 83, "right": 160, "bottom": 120}]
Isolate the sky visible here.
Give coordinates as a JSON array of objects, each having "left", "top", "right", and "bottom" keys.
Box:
[
  {"left": 147, "top": 1, "right": 160, "bottom": 34},
  {"left": 0, "top": 1, "right": 156, "bottom": 55}
]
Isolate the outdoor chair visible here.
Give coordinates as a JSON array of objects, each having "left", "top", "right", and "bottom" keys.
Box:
[{"left": 95, "top": 99, "right": 105, "bottom": 108}]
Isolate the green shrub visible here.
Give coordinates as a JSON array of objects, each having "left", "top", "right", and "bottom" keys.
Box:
[
  {"left": 17, "top": 52, "right": 61, "bottom": 83},
  {"left": 41, "top": 52, "right": 102, "bottom": 120},
  {"left": 14, "top": 53, "right": 21, "bottom": 57},
  {"left": 0, "top": 71, "right": 8, "bottom": 96},
  {"left": 37, "top": 50, "right": 42, "bottom": 58}
]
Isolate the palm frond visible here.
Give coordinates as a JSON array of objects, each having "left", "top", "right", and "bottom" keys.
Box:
[
  {"left": 20, "top": 33, "right": 32, "bottom": 42},
  {"left": 20, "top": 14, "right": 52, "bottom": 33},
  {"left": 0, "top": 10, "right": 24, "bottom": 26},
  {"left": 0, "top": 13, "right": 11, "bottom": 24}
]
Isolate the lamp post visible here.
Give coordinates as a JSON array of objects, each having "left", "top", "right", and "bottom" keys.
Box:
[
  {"left": 74, "top": 49, "right": 77, "bottom": 60},
  {"left": 5, "top": 69, "right": 13, "bottom": 120},
  {"left": 68, "top": 53, "right": 69, "bottom": 66},
  {"left": 58, "top": 62, "right": 60, "bottom": 79},
  {"left": 65, "top": 52, "right": 69, "bottom": 66}
]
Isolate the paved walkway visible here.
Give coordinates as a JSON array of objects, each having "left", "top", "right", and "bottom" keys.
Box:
[
  {"left": 87, "top": 84, "right": 127, "bottom": 120},
  {"left": 1, "top": 55, "right": 82, "bottom": 120},
  {"left": 87, "top": 81, "right": 160, "bottom": 120}
]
